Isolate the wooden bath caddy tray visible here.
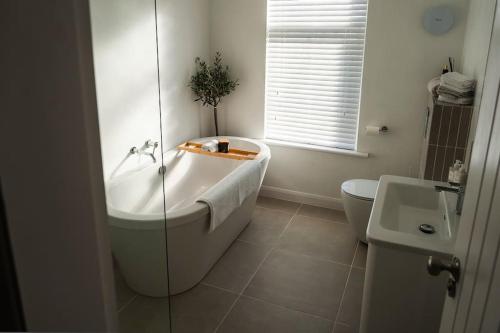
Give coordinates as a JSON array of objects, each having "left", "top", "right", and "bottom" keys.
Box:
[{"left": 177, "top": 141, "right": 258, "bottom": 160}]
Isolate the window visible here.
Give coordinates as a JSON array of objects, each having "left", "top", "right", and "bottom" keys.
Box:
[{"left": 265, "top": 0, "right": 368, "bottom": 151}]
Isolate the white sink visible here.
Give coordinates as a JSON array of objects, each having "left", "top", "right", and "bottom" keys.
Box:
[{"left": 367, "top": 175, "right": 459, "bottom": 256}]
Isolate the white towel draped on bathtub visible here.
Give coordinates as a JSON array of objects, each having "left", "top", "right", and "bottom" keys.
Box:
[{"left": 197, "top": 160, "right": 261, "bottom": 232}]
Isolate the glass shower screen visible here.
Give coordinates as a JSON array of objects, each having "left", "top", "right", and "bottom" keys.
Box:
[{"left": 89, "top": 0, "right": 171, "bottom": 331}]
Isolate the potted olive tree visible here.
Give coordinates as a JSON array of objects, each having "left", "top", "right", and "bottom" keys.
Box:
[{"left": 188, "top": 52, "right": 238, "bottom": 136}]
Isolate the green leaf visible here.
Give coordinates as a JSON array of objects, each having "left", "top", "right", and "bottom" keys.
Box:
[{"left": 188, "top": 51, "right": 239, "bottom": 108}]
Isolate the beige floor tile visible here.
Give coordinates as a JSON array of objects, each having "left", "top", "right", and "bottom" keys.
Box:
[
  {"left": 298, "top": 204, "right": 347, "bottom": 223},
  {"left": 203, "top": 240, "right": 270, "bottom": 293},
  {"left": 238, "top": 207, "right": 293, "bottom": 245},
  {"left": 352, "top": 242, "right": 367, "bottom": 268},
  {"left": 170, "top": 284, "right": 237, "bottom": 333},
  {"left": 218, "top": 296, "right": 333, "bottom": 333},
  {"left": 278, "top": 215, "right": 357, "bottom": 265},
  {"left": 333, "top": 322, "right": 358, "bottom": 333},
  {"left": 118, "top": 296, "right": 170, "bottom": 333},
  {"left": 337, "top": 268, "right": 365, "bottom": 330},
  {"left": 256, "top": 196, "right": 301, "bottom": 214},
  {"left": 244, "top": 250, "right": 349, "bottom": 320}
]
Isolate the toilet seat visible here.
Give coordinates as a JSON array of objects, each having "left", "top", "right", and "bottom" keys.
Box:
[{"left": 341, "top": 179, "right": 378, "bottom": 201}]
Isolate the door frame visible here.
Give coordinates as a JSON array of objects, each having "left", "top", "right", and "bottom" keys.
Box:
[
  {"left": 440, "top": 2, "right": 500, "bottom": 332},
  {"left": 1, "top": 0, "right": 117, "bottom": 331}
]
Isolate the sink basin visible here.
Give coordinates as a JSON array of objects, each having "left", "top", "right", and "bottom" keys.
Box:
[
  {"left": 367, "top": 175, "right": 459, "bottom": 256},
  {"left": 362, "top": 176, "right": 459, "bottom": 332}
]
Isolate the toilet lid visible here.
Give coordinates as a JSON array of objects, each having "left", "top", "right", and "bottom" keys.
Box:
[{"left": 341, "top": 179, "right": 378, "bottom": 200}]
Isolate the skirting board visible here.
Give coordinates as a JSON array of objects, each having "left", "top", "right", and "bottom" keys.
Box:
[{"left": 259, "top": 185, "right": 344, "bottom": 211}]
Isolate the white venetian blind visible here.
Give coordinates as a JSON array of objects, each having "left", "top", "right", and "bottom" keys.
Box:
[{"left": 265, "top": 0, "right": 368, "bottom": 150}]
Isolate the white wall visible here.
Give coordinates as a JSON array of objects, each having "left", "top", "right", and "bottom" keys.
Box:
[
  {"left": 210, "top": 0, "right": 470, "bottom": 204},
  {"left": 157, "top": 0, "right": 211, "bottom": 150},
  {"left": 460, "top": 0, "right": 496, "bottom": 165},
  {"left": 91, "top": 0, "right": 482, "bottom": 203},
  {"left": 462, "top": 0, "right": 496, "bottom": 106},
  {"left": 90, "top": 0, "right": 162, "bottom": 179},
  {"left": 90, "top": 0, "right": 210, "bottom": 180},
  {"left": 210, "top": 0, "right": 267, "bottom": 139}
]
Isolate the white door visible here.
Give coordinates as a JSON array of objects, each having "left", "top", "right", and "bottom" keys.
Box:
[{"left": 439, "top": 3, "right": 500, "bottom": 332}]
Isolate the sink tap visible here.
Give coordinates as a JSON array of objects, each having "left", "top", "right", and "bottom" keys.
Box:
[{"left": 435, "top": 183, "right": 465, "bottom": 215}]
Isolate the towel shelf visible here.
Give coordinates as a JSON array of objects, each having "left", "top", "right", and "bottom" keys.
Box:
[{"left": 177, "top": 141, "right": 258, "bottom": 160}]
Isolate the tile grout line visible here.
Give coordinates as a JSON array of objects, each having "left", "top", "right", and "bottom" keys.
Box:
[
  {"left": 212, "top": 246, "right": 275, "bottom": 333},
  {"left": 118, "top": 294, "right": 138, "bottom": 314},
  {"left": 334, "top": 322, "right": 352, "bottom": 330},
  {"left": 201, "top": 282, "right": 238, "bottom": 295},
  {"left": 202, "top": 281, "right": 335, "bottom": 324},
  {"left": 257, "top": 202, "right": 348, "bottom": 225},
  {"left": 235, "top": 238, "right": 268, "bottom": 247},
  {"left": 294, "top": 203, "right": 303, "bottom": 215},
  {"left": 214, "top": 204, "right": 296, "bottom": 333},
  {"left": 255, "top": 203, "right": 300, "bottom": 215},
  {"left": 440, "top": 105, "right": 455, "bottom": 180},
  {"left": 240, "top": 202, "right": 353, "bottom": 323},
  {"left": 276, "top": 248, "right": 352, "bottom": 268},
  {"left": 212, "top": 202, "right": 300, "bottom": 333},
  {"left": 211, "top": 296, "right": 239, "bottom": 332},
  {"left": 331, "top": 241, "right": 360, "bottom": 333},
  {"left": 200, "top": 282, "right": 250, "bottom": 304},
  {"left": 352, "top": 242, "right": 367, "bottom": 270},
  {"left": 277, "top": 203, "right": 302, "bottom": 239},
  {"left": 255, "top": 204, "right": 293, "bottom": 214},
  {"left": 239, "top": 207, "right": 349, "bottom": 247},
  {"left": 260, "top": 201, "right": 355, "bottom": 268},
  {"left": 463, "top": 107, "right": 473, "bottom": 154},
  {"left": 452, "top": 108, "right": 463, "bottom": 166},
  {"left": 241, "top": 294, "right": 335, "bottom": 323},
  {"left": 296, "top": 213, "right": 349, "bottom": 226},
  {"left": 213, "top": 199, "right": 362, "bottom": 332},
  {"left": 258, "top": 199, "right": 362, "bottom": 333},
  {"left": 431, "top": 107, "right": 444, "bottom": 180}
]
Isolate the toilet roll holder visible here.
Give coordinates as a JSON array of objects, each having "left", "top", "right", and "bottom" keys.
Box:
[{"left": 366, "top": 125, "right": 389, "bottom": 135}]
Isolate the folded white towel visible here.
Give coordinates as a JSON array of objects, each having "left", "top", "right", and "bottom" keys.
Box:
[
  {"left": 438, "top": 94, "right": 473, "bottom": 105},
  {"left": 197, "top": 160, "right": 261, "bottom": 232},
  {"left": 441, "top": 72, "right": 475, "bottom": 91},
  {"left": 437, "top": 83, "right": 475, "bottom": 97},
  {"left": 201, "top": 140, "right": 219, "bottom": 153},
  {"left": 427, "top": 76, "right": 441, "bottom": 97}
]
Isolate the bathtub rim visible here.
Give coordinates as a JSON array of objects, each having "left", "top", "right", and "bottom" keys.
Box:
[{"left": 106, "top": 136, "right": 270, "bottom": 230}]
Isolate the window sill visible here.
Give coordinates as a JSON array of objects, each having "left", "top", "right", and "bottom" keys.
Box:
[{"left": 262, "top": 139, "right": 369, "bottom": 158}]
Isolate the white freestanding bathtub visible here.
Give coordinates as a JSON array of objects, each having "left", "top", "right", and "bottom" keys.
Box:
[{"left": 106, "top": 137, "right": 270, "bottom": 296}]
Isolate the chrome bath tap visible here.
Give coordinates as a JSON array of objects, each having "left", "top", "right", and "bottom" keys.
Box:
[{"left": 130, "top": 139, "right": 158, "bottom": 163}]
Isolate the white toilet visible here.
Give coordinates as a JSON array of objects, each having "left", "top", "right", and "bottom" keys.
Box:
[{"left": 341, "top": 179, "right": 379, "bottom": 243}]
